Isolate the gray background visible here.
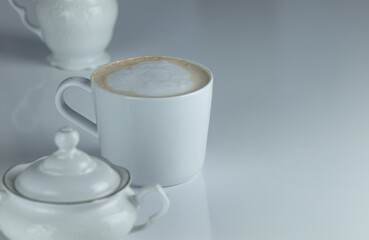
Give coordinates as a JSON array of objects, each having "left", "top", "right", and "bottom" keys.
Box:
[{"left": 1, "top": 0, "right": 369, "bottom": 239}]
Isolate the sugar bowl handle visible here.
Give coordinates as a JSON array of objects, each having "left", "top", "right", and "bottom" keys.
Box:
[
  {"left": 55, "top": 77, "right": 98, "bottom": 138},
  {"left": 8, "top": 0, "right": 43, "bottom": 40},
  {"left": 131, "top": 184, "right": 170, "bottom": 233}
]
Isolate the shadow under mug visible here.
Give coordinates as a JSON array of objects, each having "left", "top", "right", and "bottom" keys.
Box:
[{"left": 55, "top": 57, "right": 213, "bottom": 187}]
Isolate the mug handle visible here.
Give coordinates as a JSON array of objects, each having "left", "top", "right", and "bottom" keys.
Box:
[
  {"left": 131, "top": 184, "right": 170, "bottom": 233},
  {"left": 8, "top": 0, "right": 43, "bottom": 40},
  {"left": 55, "top": 77, "right": 98, "bottom": 138},
  {"left": 0, "top": 189, "right": 6, "bottom": 206}
]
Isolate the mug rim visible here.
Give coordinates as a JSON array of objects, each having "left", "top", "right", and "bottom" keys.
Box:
[
  {"left": 2, "top": 155, "right": 131, "bottom": 205},
  {"left": 91, "top": 56, "right": 213, "bottom": 99}
]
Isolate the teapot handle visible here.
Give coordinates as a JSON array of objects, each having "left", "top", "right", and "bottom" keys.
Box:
[
  {"left": 131, "top": 184, "right": 170, "bottom": 233},
  {"left": 8, "top": 0, "right": 43, "bottom": 40}
]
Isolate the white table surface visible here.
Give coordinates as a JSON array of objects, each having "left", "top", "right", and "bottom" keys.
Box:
[{"left": 1, "top": 0, "right": 369, "bottom": 239}]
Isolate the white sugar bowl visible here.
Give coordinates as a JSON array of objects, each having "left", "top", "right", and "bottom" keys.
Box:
[{"left": 0, "top": 127, "right": 169, "bottom": 240}]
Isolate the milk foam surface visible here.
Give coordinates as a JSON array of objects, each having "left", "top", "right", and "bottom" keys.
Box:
[{"left": 106, "top": 60, "right": 194, "bottom": 97}]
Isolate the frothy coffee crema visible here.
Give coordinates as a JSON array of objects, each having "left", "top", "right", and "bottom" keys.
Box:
[{"left": 93, "top": 57, "right": 210, "bottom": 97}]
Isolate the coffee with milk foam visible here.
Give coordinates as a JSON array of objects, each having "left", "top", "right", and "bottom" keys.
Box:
[{"left": 93, "top": 57, "right": 210, "bottom": 97}]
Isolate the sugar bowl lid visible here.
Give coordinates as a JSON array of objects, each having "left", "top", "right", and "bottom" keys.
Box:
[{"left": 12, "top": 127, "right": 122, "bottom": 203}]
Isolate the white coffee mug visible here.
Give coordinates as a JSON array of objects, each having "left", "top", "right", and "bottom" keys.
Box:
[{"left": 55, "top": 57, "right": 213, "bottom": 186}]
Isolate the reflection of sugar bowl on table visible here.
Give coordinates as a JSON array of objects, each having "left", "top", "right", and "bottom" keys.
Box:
[
  {"left": 8, "top": 0, "right": 118, "bottom": 70},
  {"left": 0, "top": 127, "right": 169, "bottom": 240}
]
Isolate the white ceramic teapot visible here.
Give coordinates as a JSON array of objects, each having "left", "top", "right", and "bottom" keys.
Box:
[
  {"left": 8, "top": 0, "right": 118, "bottom": 70},
  {"left": 0, "top": 127, "right": 169, "bottom": 240}
]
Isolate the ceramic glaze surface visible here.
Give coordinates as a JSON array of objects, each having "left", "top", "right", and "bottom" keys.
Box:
[
  {"left": 0, "top": 187, "right": 137, "bottom": 240},
  {"left": 14, "top": 128, "right": 122, "bottom": 203},
  {"left": 0, "top": 128, "right": 169, "bottom": 240},
  {"left": 55, "top": 57, "right": 213, "bottom": 187},
  {"left": 8, "top": 0, "right": 118, "bottom": 70},
  {"left": 0, "top": 168, "right": 168, "bottom": 240}
]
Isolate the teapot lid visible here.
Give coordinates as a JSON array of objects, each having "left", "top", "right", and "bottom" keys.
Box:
[{"left": 13, "top": 127, "right": 121, "bottom": 203}]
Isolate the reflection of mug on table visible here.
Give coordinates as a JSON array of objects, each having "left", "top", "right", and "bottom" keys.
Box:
[{"left": 55, "top": 56, "right": 213, "bottom": 186}]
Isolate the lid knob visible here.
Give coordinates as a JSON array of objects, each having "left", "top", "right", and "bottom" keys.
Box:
[
  {"left": 55, "top": 127, "right": 79, "bottom": 151},
  {"left": 39, "top": 127, "right": 97, "bottom": 175}
]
